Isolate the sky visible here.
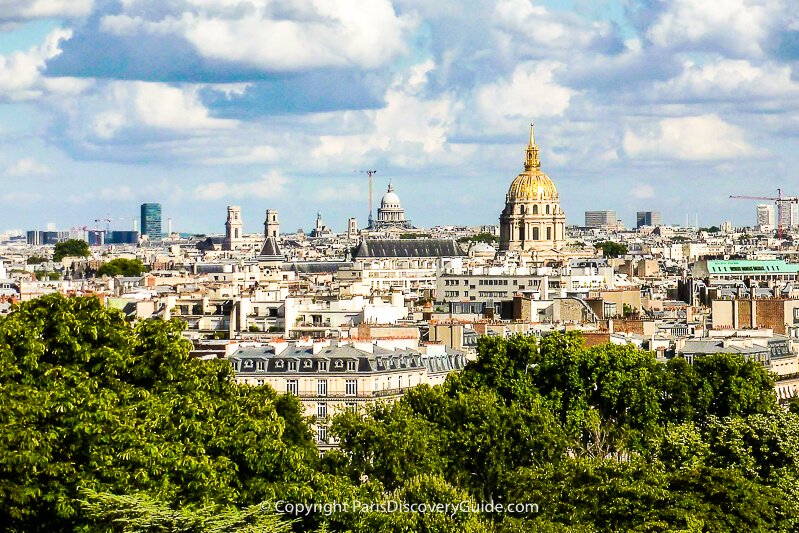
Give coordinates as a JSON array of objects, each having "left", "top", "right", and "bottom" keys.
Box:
[{"left": 1, "top": 0, "right": 799, "bottom": 235}]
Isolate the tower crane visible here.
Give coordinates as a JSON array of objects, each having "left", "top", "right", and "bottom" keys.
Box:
[
  {"left": 356, "top": 170, "right": 377, "bottom": 229},
  {"left": 730, "top": 188, "right": 799, "bottom": 239}
]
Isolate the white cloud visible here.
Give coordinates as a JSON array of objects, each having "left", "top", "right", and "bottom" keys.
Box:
[
  {"left": 653, "top": 59, "right": 799, "bottom": 103},
  {"left": 0, "top": 0, "right": 93, "bottom": 20},
  {"left": 314, "top": 61, "right": 468, "bottom": 167},
  {"left": 61, "top": 81, "right": 237, "bottom": 142},
  {"left": 623, "top": 115, "right": 754, "bottom": 161},
  {"left": 4, "top": 157, "right": 51, "bottom": 176},
  {"left": 475, "top": 61, "right": 575, "bottom": 133},
  {"left": 493, "top": 0, "right": 616, "bottom": 53},
  {"left": 194, "top": 171, "right": 289, "bottom": 200},
  {"left": 646, "top": 0, "right": 782, "bottom": 57},
  {"left": 0, "top": 28, "right": 86, "bottom": 102},
  {"left": 100, "top": 0, "right": 415, "bottom": 71}
]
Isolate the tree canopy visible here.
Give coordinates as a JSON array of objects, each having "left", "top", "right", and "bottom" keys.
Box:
[
  {"left": 52, "top": 239, "right": 90, "bottom": 262},
  {"left": 595, "top": 241, "right": 627, "bottom": 258},
  {"left": 1, "top": 298, "right": 795, "bottom": 533},
  {"left": 96, "top": 258, "right": 147, "bottom": 277}
]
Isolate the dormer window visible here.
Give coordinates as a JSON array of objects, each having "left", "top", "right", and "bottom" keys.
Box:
[
  {"left": 275, "top": 360, "right": 284, "bottom": 368},
  {"left": 335, "top": 360, "right": 344, "bottom": 368},
  {"left": 288, "top": 361, "right": 297, "bottom": 371},
  {"left": 319, "top": 361, "right": 328, "bottom": 371},
  {"left": 256, "top": 360, "right": 264, "bottom": 371},
  {"left": 243, "top": 359, "right": 254, "bottom": 368},
  {"left": 347, "top": 360, "right": 356, "bottom": 371},
  {"left": 304, "top": 360, "right": 313, "bottom": 368}
]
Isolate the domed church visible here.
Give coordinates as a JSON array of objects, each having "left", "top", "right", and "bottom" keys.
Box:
[
  {"left": 499, "top": 125, "right": 566, "bottom": 259},
  {"left": 372, "top": 182, "right": 414, "bottom": 230}
]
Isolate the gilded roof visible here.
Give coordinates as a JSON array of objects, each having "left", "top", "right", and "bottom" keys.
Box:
[
  {"left": 506, "top": 124, "right": 559, "bottom": 201},
  {"left": 507, "top": 170, "right": 558, "bottom": 201}
]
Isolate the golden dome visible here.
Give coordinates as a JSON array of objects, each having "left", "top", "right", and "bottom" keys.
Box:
[{"left": 506, "top": 124, "right": 558, "bottom": 201}]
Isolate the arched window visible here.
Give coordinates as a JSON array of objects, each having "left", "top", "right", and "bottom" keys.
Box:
[
  {"left": 532, "top": 204, "right": 539, "bottom": 214},
  {"left": 519, "top": 226, "right": 525, "bottom": 241},
  {"left": 532, "top": 227, "right": 540, "bottom": 240},
  {"left": 520, "top": 205, "right": 526, "bottom": 214},
  {"left": 546, "top": 205, "right": 551, "bottom": 214}
]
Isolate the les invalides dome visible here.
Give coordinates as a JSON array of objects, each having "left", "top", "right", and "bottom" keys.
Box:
[{"left": 499, "top": 125, "right": 566, "bottom": 258}]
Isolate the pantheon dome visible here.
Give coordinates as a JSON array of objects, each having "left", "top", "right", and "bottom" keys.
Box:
[{"left": 499, "top": 126, "right": 566, "bottom": 255}]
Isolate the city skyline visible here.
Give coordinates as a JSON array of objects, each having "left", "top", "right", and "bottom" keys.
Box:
[{"left": 2, "top": 1, "right": 799, "bottom": 232}]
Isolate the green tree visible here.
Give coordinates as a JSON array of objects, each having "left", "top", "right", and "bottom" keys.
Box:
[
  {"left": 78, "top": 488, "right": 296, "bottom": 532},
  {"left": 0, "top": 294, "right": 319, "bottom": 532},
  {"left": 26, "top": 256, "right": 46, "bottom": 264},
  {"left": 457, "top": 233, "right": 499, "bottom": 245},
  {"left": 52, "top": 239, "right": 90, "bottom": 262},
  {"left": 96, "top": 258, "right": 147, "bottom": 277},
  {"left": 595, "top": 241, "right": 627, "bottom": 258}
]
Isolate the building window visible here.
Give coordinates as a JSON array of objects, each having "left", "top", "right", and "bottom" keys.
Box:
[
  {"left": 317, "top": 426, "right": 327, "bottom": 443},
  {"left": 275, "top": 360, "right": 284, "bottom": 368},
  {"left": 286, "top": 379, "right": 298, "bottom": 395},
  {"left": 347, "top": 360, "right": 356, "bottom": 371},
  {"left": 303, "top": 360, "right": 313, "bottom": 368},
  {"left": 256, "top": 379, "right": 264, "bottom": 386},
  {"left": 546, "top": 227, "right": 552, "bottom": 240},
  {"left": 317, "top": 379, "right": 327, "bottom": 396},
  {"left": 345, "top": 402, "right": 356, "bottom": 412},
  {"left": 243, "top": 359, "right": 254, "bottom": 369},
  {"left": 318, "top": 361, "right": 328, "bottom": 371},
  {"left": 398, "top": 375, "right": 403, "bottom": 389},
  {"left": 317, "top": 402, "right": 327, "bottom": 419},
  {"left": 256, "top": 360, "right": 264, "bottom": 371},
  {"left": 532, "top": 227, "right": 540, "bottom": 240},
  {"left": 288, "top": 360, "right": 297, "bottom": 371},
  {"left": 345, "top": 379, "right": 357, "bottom": 396},
  {"left": 546, "top": 204, "right": 551, "bottom": 214},
  {"left": 533, "top": 204, "right": 539, "bottom": 214}
]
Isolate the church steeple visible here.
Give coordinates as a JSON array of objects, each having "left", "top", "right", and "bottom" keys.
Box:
[{"left": 524, "top": 122, "right": 540, "bottom": 171}]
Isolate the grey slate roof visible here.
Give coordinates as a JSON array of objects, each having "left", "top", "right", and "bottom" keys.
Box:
[
  {"left": 257, "top": 237, "right": 283, "bottom": 262},
  {"left": 281, "top": 262, "right": 353, "bottom": 273},
  {"left": 351, "top": 239, "right": 466, "bottom": 259}
]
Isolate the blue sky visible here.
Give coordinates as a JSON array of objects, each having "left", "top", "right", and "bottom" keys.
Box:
[{"left": 1, "top": 0, "right": 799, "bottom": 234}]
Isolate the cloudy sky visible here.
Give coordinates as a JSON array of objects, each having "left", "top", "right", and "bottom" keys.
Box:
[{"left": 1, "top": 0, "right": 799, "bottom": 234}]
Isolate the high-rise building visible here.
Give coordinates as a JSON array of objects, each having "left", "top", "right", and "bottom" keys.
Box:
[
  {"left": 499, "top": 125, "right": 566, "bottom": 257},
  {"left": 778, "top": 200, "right": 799, "bottom": 230},
  {"left": 223, "top": 205, "right": 243, "bottom": 251},
  {"left": 757, "top": 204, "right": 776, "bottom": 231},
  {"left": 264, "top": 209, "right": 279, "bottom": 239},
  {"left": 636, "top": 211, "right": 661, "bottom": 228},
  {"left": 140, "top": 203, "right": 162, "bottom": 238},
  {"left": 584, "top": 210, "right": 617, "bottom": 228}
]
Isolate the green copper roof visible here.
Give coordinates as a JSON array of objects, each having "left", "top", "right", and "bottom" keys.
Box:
[{"left": 706, "top": 260, "right": 799, "bottom": 274}]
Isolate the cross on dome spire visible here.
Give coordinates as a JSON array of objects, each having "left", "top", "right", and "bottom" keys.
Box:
[{"left": 525, "top": 122, "right": 541, "bottom": 171}]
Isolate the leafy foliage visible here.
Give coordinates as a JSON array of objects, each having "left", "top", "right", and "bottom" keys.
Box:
[
  {"left": 1, "top": 300, "right": 794, "bottom": 533},
  {"left": 96, "top": 258, "right": 147, "bottom": 277},
  {"left": 52, "top": 239, "right": 90, "bottom": 262},
  {"left": 595, "top": 241, "right": 627, "bottom": 258},
  {"left": 457, "top": 233, "right": 499, "bottom": 245},
  {"left": 0, "top": 294, "right": 318, "bottom": 532}
]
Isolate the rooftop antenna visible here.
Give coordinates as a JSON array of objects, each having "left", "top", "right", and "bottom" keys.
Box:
[{"left": 357, "top": 170, "right": 377, "bottom": 228}]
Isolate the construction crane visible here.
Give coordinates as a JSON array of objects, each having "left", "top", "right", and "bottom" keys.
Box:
[
  {"left": 730, "top": 188, "right": 799, "bottom": 239},
  {"left": 356, "top": 170, "right": 377, "bottom": 228}
]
